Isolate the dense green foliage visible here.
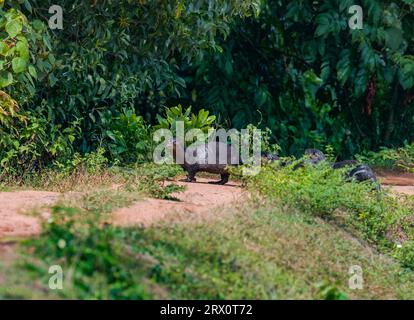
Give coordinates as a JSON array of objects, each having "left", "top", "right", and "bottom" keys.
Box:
[
  {"left": 181, "top": 0, "right": 414, "bottom": 156},
  {"left": 357, "top": 142, "right": 414, "bottom": 172},
  {"left": 0, "top": 1, "right": 52, "bottom": 102},
  {"left": 0, "top": 0, "right": 259, "bottom": 175},
  {"left": 1, "top": 0, "right": 414, "bottom": 173},
  {"left": 155, "top": 104, "right": 216, "bottom": 137},
  {"left": 2, "top": 0, "right": 258, "bottom": 148}
]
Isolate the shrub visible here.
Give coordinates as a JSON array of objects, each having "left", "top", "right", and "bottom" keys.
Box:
[
  {"left": 104, "top": 109, "right": 152, "bottom": 164},
  {"left": 394, "top": 241, "right": 414, "bottom": 270},
  {"left": 154, "top": 105, "right": 216, "bottom": 139},
  {"left": 0, "top": 5, "right": 53, "bottom": 102},
  {"left": 357, "top": 144, "right": 414, "bottom": 173},
  {"left": 0, "top": 90, "right": 24, "bottom": 127},
  {"left": 244, "top": 123, "right": 281, "bottom": 154},
  {"left": 122, "top": 163, "right": 185, "bottom": 200},
  {"left": 0, "top": 110, "right": 80, "bottom": 180},
  {"left": 52, "top": 147, "right": 109, "bottom": 177},
  {"left": 248, "top": 159, "right": 414, "bottom": 269}
]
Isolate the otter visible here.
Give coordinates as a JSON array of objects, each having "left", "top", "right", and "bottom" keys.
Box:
[
  {"left": 261, "top": 151, "right": 280, "bottom": 162},
  {"left": 346, "top": 164, "right": 378, "bottom": 184},
  {"left": 331, "top": 160, "right": 377, "bottom": 183},
  {"left": 332, "top": 161, "right": 380, "bottom": 189},
  {"left": 304, "top": 149, "right": 327, "bottom": 165},
  {"left": 296, "top": 150, "right": 380, "bottom": 188},
  {"left": 332, "top": 160, "right": 358, "bottom": 169},
  {"left": 293, "top": 148, "right": 327, "bottom": 170},
  {"left": 167, "top": 139, "right": 241, "bottom": 185}
]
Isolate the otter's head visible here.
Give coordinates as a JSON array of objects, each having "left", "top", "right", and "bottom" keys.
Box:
[
  {"left": 304, "top": 149, "right": 326, "bottom": 164},
  {"left": 166, "top": 137, "right": 178, "bottom": 152},
  {"left": 166, "top": 138, "right": 185, "bottom": 162}
]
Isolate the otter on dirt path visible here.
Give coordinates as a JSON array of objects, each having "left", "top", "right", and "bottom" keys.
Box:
[{"left": 167, "top": 139, "right": 241, "bottom": 185}]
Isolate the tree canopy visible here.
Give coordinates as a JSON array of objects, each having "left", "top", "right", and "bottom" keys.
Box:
[{"left": 1, "top": 0, "right": 414, "bottom": 160}]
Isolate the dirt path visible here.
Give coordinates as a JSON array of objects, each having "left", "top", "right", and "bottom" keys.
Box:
[
  {"left": 0, "top": 191, "right": 59, "bottom": 238},
  {"left": 113, "top": 178, "right": 244, "bottom": 227},
  {"left": 377, "top": 170, "right": 414, "bottom": 196},
  {"left": 0, "top": 180, "right": 243, "bottom": 239}
]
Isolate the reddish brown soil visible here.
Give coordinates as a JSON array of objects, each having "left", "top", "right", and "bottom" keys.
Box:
[
  {"left": 113, "top": 178, "right": 244, "bottom": 227},
  {"left": 377, "top": 170, "right": 414, "bottom": 196},
  {"left": 377, "top": 170, "right": 414, "bottom": 186},
  {"left": 0, "top": 191, "right": 59, "bottom": 238},
  {"left": 0, "top": 180, "right": 243, "bottom": 239}
]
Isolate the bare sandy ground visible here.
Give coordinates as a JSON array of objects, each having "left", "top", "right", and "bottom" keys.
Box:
[
  {"left": 113, "top": 178, "right": 244, "bottom": 227},
  {"left": 0, "top": 179, "right": 243, "bottom": 238},
  {"left": 0, "top": 191, "right": 59, "bottom": 238},
  {"left": 377, "top": 171, "right": 414, "bottom": 196}
]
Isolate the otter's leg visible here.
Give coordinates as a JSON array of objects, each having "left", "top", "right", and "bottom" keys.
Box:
[
  {"left": 209, "top": 173, "right": 229, "bottom": 185},
  {"left": 184, "top": 169, "right": 197, "bottom": 182}
]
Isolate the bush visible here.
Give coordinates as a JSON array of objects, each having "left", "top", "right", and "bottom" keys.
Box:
[
  {"left": 122, "top": 163, "right": 185, "bottom": 200},
  {"left": 154, "top": 105, "right": 216, "bottom": 139},
  {"left": 244, "top": 123, "right": 281, "bottom": 154},
  {"left": 52, "top": 147, "right": 109, "bottom": 177},
  {"left": 357, "top": 144, "right": 414, "bottom": 173},
  {"left": 0, "top": 90, "right": 24, "bottom": 127},
  {"left": 0, "top": 110, "right": 80, "bottom": 180},
  {"left": 395, "top": 242, "right": 414, "bottom": 270},
  {"left": 0, "top": 5, "right": 52, "bottom": 104},
  {"left": 249, "top": 159, "right": 414, "bottom": 269},
  {"left": 104, "top": 109, "right": 152, "bottom": 164}
]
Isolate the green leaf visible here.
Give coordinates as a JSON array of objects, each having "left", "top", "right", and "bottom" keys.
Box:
[
  {"left": 0, "top": 42, "right": 8, "bottom": 56},
  {"left": 0, "top": 71, "right": 13, "bottom": 88},
  {"left": 315, "top": 13, "right": 332, "bottom": 37},
  {"left": 28, "top": 65, "right": 37, "bottom": 79},
  {"left": 32, "top": 19, "right": 44, "bottom": 31},
  {"left": 49, "top": 74, "right": 58, "bottom": 87},
  {"left": 336, "top": 50, "right": 352, "bottom": 85},
  {"left": 385, "top": 28, "right": 403, "bottom": 51},
  {"left": 23, "top": 0, "right": 33, "bottom": 13},
  {"left": 48, "top": 54, "right": 56, "bottom": 65},
  {"left": 43, "top": 36, "right": 52, "bottom": 51},
  {"left": 16, "top": 41, "right": 29, "bottom": 60},
  {"left": 12, "top": 57, "right": 27, "bottom": 73},
  {"left": 5, "top": 20, "right": 22, "bottom": 38}
]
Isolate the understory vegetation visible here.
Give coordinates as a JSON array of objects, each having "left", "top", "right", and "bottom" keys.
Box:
[
  {"left": 249, "top": 162, "right": 414, "bottom": 269},
  {"left": 357, "top": 144, "right": 414, "bottom": 172}
]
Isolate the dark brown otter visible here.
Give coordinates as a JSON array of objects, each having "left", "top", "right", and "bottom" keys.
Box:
[
  {"left": 293, "top": 148, "right": 327, "bottom": 170},
  {"left": 346, "top": 164, "right": 378, "bottom": 183},
  {"left": 168, "top": 139, "right": 241, "bottom": 185},
  {"left": 304, "top": 149, "right": 327, "bottom": 165},
  {"left": 331, "top": 160, "right": 358, "bottom": 169},
  {"left": 295, "top": 150, "right": 380, "bottom": 188},
  {"left": 332, "top": 161, "right": 380, "bottom": 189}
]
